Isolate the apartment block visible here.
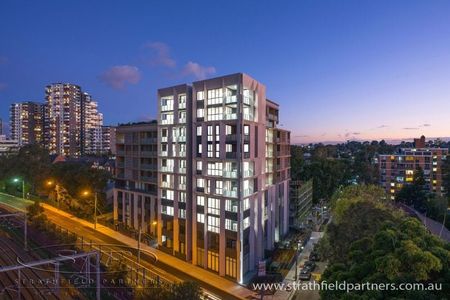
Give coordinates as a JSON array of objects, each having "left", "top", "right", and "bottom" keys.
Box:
[
  {"left": 113, "top": 122, "right": 158, "bottom": 236},
  {"left": 157, "top": 73, "right": 290, "bottom": 283},
  {"left": 379, "top": 136, "right": 448, "bottom": 200},
  {"left": 10, "top": 101, "right": 44, "bottom": 146},
  {"left": 289, "top": 180, "right": 313, "bottom": 229},
  {"left": 44, "top": 83, "right": 105, "bottom": 156},
  {"left": 82, "top": 93, "right": 103, "bottom": 155},
  {"left": 102, "top": 125, "right": 116, "bottom": 155}
]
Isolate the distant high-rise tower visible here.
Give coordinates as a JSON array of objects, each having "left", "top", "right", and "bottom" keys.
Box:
[
  {"left": 82, "top": 93, "right": 103, "bottom": 155},
  {"left": 10, "top": 101, "right": 44, "bottom": 146},
  {"left": 44, "top": 83, "right": 104, "bottom": 156}
]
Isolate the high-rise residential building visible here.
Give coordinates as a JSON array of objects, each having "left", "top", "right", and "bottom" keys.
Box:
[
  {"left": 10, "top": 101, "right": 44, "bottom": 146},
  {"left": 44, "top": 83, "right": 105, "bottom": 156},
  {"left": 82, "top": 93, "right": 103, "bottom": 155},
  {"left": 44, "top": 83, "right": 83, "bottom": 156},
  {"left": 113, "top": 121, "right": 158, "bottom": 235},
  {"left": 157, "top": 73, "right": 290, "bottom": 283},
  {"left": 379, "top": 136, "right": 448, "bottom": 200},
  {"left": 0, "top": 135, "right": 20, "bottom": 156}
]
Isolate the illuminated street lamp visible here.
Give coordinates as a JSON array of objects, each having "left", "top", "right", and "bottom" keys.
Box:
[
  {"left": 12, "top": 177, "right": 25, "bottom": 200},
  {"left": 81, "top": 189, "right": 98, "bottom": 229}
]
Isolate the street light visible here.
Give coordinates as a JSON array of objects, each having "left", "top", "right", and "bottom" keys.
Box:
[
  {"left": 12, "top": 177, "right": 25, "bottom": 200},
  {"left": 81, "top": 189, "right": 98, "bottom": 229}
]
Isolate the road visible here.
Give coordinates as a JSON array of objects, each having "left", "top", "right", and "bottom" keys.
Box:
[
  {"left": 0, "top": 193, "right": 255, "bottom": 300},
  {"left": 397, "top": 203, "right": 450, "bottom": 242}
]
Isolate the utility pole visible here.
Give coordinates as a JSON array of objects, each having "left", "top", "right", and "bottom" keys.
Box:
[
  {"left": 24, "top": 213, "right": 27, "bottom": 251},
  {"left": 22, "top": 179, "right": 25, "bottom": 200},
  {"left": 138, "top": 225, "right": 141, "bottom": 264},
  {"left": 94, "top": 192, "right": 98, "bottom": 229}
]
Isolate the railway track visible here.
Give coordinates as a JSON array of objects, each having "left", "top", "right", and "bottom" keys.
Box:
[{"left": 0, "top": 237, "right": 59, "bottom": 300}]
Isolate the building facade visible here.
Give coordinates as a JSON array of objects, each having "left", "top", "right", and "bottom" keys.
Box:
[
  {"left": 157, "top": 73, "right": 290, "bottom": 283},
  {"left": 44, "top": 83, "right": 105, "bottom": 156},
  {"left": 0, "top": 135, "right": 20, "bottom": 156},
  {"left": 289, "top": 180, "right": 313, "bottom": 229},
  {"left": 113, "top": 122, "right": 158, "bottom": 236},
  {"left": 379, "top": 136, "right": 448, "bottom": 200},
  {"left": 101, "top": 125, "right": 116, "bottom": 155},
  {"left": 82, "top": 93, "right": 104, "bottom": 155},
  {"left": 10, "top": 101, "right": 44, "bottom": 146}
]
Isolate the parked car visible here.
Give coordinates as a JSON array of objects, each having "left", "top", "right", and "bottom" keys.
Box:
[
  {"left": 298, "top": 269, "right": 311, "bottom": 281},
  {"left": 303, "top": 261, "right": 316, "bottom": 272}
]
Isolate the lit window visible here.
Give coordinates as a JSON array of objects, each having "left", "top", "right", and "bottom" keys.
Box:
[
  {"left": 243, "top": 217, "right": 250, "bottom": 229},
  {"left": 197, "top": 126, "right": 202, "bottom": 136},
  {"left": 207, "top": 215, "right": 220, "bottom": 233},
  {"left": 225, "top": 219, "right": 238, "bottom": 232},
  {"left": 197, "top": 195, "right": 205, "bottom": 206},
  {"left": 197, "top": 213, "right": 205, "bottom": 223},
  {"left": 197, "top": 91, "right": 205, "bottom": 100}
]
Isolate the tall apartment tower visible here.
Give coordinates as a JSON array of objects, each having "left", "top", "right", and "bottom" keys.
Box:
[
  {"left": 82, "top": 93, "right": 103, "bottom": 155},
  {"left": 157, "top": 73, "right": 290, "bottom": 283},
  {"left": 44, "top": 83, "right": 83, "bottom": 156},
  {"left": 10, "top": 101, "right": 44, "bottom": 146},
  {"left": 44, "top": 83, "right": 104, "bottom": 156}
]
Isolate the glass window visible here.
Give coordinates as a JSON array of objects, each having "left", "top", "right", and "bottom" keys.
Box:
[
  {"left": 197, "top": 213, "right": 205, "bottom": 223},
  {"left": 197, "top": 91, "right": 205, "bottom": 100}
]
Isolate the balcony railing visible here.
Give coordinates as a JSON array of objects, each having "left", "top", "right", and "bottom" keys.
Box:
[
  {"left": 223, "top": 170, "right": 238, "bottom": 178},
  {"left": 243, "top": 188, "right": 254, "bottom": 197},
  {"left": 224, "top": 113, "right": 237, "bottom": 120},
  {"left": 179, "top": 102, "right": 186, "bottom": 109},
  {"left": 161, "top": 105, "right": 173, "bottom": 111},
  {"left": 141, "top": 176, "right": 157, "bottom": 183},
  {"left": 161, "top": 136, "right": 168, "bottom": 142},
  {"left": 160, "top": 166, "right": 174, "bottom": 173},
  {"left": 141, "top": 138, "right": 157, "bottom": 144},
  {"left": 243, "top": 113, "right": 254, "bottom": 121},
  {"left": 141, "top": 151, "right": 157, "bottom": 157},
  {"left": 159, "top": 151, "right": 168, "bottom": 157},
  {"left": 178, "top": 184, "right": 186, "bottom": 190},
  {"left": 225, "top": 95, "right": 237, "bottom": 104},
  {"left": 223, "top": 190, "right": 238, "bottom": 198},
  {"left": 243, "top": 170, "right": 254, "bottom": 178},
  {"left": 178, "top": 167, "right": 186, "bottom": 174},
  {"left": 161, "top": 181, "right": 173, "bottom": 188},
  {"left": 141, "top": 164, "right": 157, "bottom": 171}
]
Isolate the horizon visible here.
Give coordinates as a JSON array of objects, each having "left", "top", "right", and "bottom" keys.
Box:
[{"left": 1, "top": 0, "right": 450, "bottom": 143}]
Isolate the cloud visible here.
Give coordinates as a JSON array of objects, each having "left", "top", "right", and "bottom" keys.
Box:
[
  {"left": 345, "top": 132, "right": 361, "bottom": 137},
  {"left": 377, "top": 125, "right": 389, "bottom": 128},
  {"left": 181, "top": 61, "right": 216, "bottom": 80},
  {"left": 420, "top": 123, "right": 431, "bottom": 127},
  {"left": 143, "top": 42, "right": 176, "bottom": 68},
  {"left": 0, "top": 82, "right": 7, "bottom": 91},
  {"left": 99, "top": 65, "right": 141, "bottom": 90},
  {"left": 403, "top": 127, "right": 419, "bottom": 130}
]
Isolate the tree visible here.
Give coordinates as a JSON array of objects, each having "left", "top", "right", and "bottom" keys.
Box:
[{"left": 319, "top": 185, "right": 450, "bottom": 300}]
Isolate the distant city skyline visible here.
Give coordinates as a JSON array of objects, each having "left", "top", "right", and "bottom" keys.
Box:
[{"left": 1, "top": 0, "right": 450, "bottom": 144}]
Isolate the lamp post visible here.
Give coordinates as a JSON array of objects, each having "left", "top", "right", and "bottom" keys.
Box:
[
  {"left": 82, "top": 190, "right": 98, "bottom": 229},
  {"left": 13, "top": 178, "right": 25, "bottom": 200}
]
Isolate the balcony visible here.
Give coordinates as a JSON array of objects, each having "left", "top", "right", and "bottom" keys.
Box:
[
  {"left": 244, "top": 170, "right": 254, "bottom": 178},
  {"left": 226, "top": 152, "right": 237, "bottom": 159},
  {"left": 161, "top": 181, "right": 173, "bottom": 188},
  {"left": 141, "top": 138, "right": 157, "bottom": 144},
  {"left": 161, "top": 105, "right": 173, "bottom": 112},
  {"left": 224, "top": 113, "right": 237, "bottom": 120},
  {"left": 179, "top": 118, "right": 186, "bottom": 123},
  {"left": 223, "top": 190, "right": 238, "bottom": 198},
  {"left": 178, "top": 184, "right": 186, "bottom": 190},
  {"left": 225, "top": 95, "right": 237, "bottom": 104},
  {"left": 243, "top": 114, "right": 254, "bottom": 121},
  {"left": 266, "top": 150, "right": 274, "bottom": 158},
  {"left": 243, "top": 188, "right": 254, "bottom": 197},
  {"left": 243, "top": 96, "right": 252, "bottom": 105},
  {"left": 160, "top": 166, "right": 174, "bottom": 173},
  {"left": 141, "top": 164, "right": 157, "bottom": 171},
  {"left": 161, "top": 136, "right": 168, "bottom": 142},
  {"left": 178, "top": 167, "right": 186, "bottom": 174},
  {"left": 223, "top": 170, "right": 238, "bottom": 178},
  {"left": 179, "top": 102, "right": 186, "bottom": 109},
  {"left": 141, "top": 151, "right": 157, "bottom": 157},
  {"left": 141, "top": 176, "right": 157, "bottom": 183},
  {"left": 225, "top": 134, "right": 237, "bottom": 142},
  {"left": 160, "top": 151, "right": 168, "bottom": 157},
  {"left": 176, "top": 136, "right": 186, "bottom": 143}
]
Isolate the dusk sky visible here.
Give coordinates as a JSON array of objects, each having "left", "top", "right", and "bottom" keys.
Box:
[{"left": 1, "top": 0, "right": 450, "bottom": 144}]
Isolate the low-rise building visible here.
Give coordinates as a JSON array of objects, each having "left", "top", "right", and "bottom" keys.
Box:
[
  {"left": 289, "top": 179, "right": 313, "bottom": 229},
  {"left": 0, "top": 135, "right": 20, "bottom": 156},
  {"left": 379, "top": 136, "right": 448, "bottom": 200}
]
